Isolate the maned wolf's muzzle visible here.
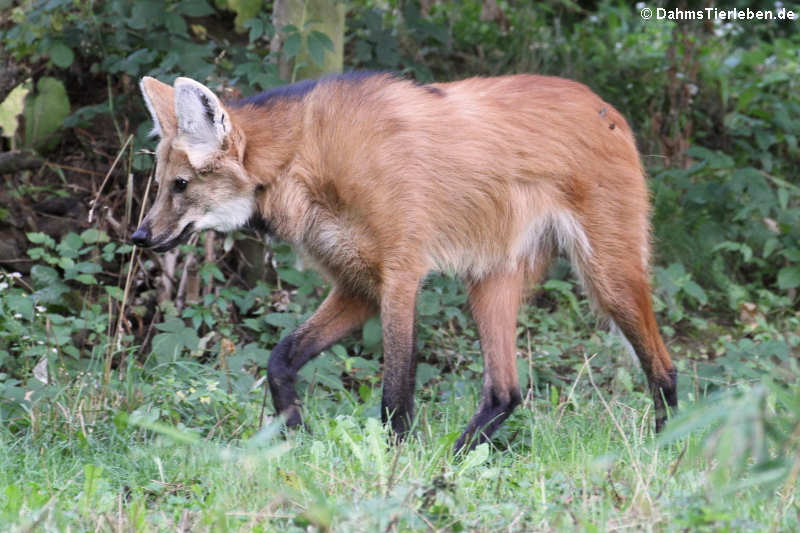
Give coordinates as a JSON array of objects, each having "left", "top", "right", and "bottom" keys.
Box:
[
  {"left": 131, "top": 223, "right": 152, "bottom": 247},
  {"left": 131, "top": 221, "right": 195, "bottom": 252}
]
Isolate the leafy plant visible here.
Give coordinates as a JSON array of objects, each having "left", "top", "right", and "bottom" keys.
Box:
[
  {"left": 0, "top": 82, "right": 29, "bottom": 147},
  {"left": 21, "top": 77, "right": 70, "bottom": 150}
]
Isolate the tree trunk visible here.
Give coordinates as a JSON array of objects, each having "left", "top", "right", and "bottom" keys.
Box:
[{"left": 237, "top": 0, "right": 345, "bottom": 288}]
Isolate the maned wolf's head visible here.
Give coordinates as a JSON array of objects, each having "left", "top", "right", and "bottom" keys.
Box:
[{"left": 132, "top": 77, "right": 255, "bottom": 251}]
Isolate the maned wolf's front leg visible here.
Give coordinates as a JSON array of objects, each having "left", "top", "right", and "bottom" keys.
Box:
[{"left": 268, "top": 287, "right": 375, "bottom": 427}]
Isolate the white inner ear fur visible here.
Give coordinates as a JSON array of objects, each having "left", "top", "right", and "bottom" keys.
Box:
[
  {"left": 140, "top": 78, "right": 163, "bottom": 138},
  {"left": 174, "top": 77, "right": 231, "bottom": 168}
]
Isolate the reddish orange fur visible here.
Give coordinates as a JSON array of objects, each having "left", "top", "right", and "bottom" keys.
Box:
[{"left": 139, "top": 73, "right": 676, "bottom": 446}]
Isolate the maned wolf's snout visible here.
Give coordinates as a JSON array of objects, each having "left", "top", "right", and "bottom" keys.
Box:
[
  {"left": 131, "top": 224, "right": 152, "bottom": 248},
  {"left": 131, "top": 221, "right": 195, "bottom": 252}
]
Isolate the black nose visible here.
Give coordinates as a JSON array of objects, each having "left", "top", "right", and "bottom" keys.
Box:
[{"left": 131, "top": 224, "right": 152, "bottom": 247}]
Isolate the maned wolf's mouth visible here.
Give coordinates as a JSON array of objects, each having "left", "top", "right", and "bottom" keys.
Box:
[{"left": 151, "top": 223, "right": 195, "bottom": 252}]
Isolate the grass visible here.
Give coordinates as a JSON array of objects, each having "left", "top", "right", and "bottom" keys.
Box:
[
  {"left": 1, "top": 270, "right": 796, "bottom": 531},
  {"left": 1, "top": 344, "right": 793, "bottom": 533}
]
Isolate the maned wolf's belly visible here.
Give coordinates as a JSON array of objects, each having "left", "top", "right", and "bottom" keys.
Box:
[
  {"left": 298, "top": 186, "right": 593, "bottom": 294},
  {"left": 425, "top": 208, "right": 592, "bottom": 280}
]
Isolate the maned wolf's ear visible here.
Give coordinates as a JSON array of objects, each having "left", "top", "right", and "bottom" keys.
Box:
[
  {"left": 140, "top": 77, "right": 176, "bottom": 138},
  {"left": 173, "top": 77, "right": 231, "bottom": 168}
]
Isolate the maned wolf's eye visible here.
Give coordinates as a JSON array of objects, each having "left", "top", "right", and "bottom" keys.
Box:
[{"left": 173, "top": 178, "right": 188, "bottom": 193}]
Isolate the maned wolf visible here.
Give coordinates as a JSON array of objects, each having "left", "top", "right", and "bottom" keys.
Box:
[{"left": 133, "top": 72, "right": 677, "bottom": 451}]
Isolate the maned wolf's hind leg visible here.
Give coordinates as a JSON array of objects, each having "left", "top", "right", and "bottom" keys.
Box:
[
  {"left": 576, "top": 224, "right": 678, "bottom": 431},
  {"left": 268, "top": 287, "right": 375, "bottom": 427},
  {"left": 454, "top": 267, "right": 527, "bottom": 452}
]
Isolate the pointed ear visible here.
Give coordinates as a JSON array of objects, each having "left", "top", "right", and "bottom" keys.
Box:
[
  {"left": 173, "top": 77, "right": 231, "bottom": 168},
  {"left": 140, "top": 77, "right": 176, "bottom": 138}
]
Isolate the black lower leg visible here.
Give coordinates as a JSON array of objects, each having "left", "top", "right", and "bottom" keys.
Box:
[
  {"left": 455, "top": 387, "right": 522, "bottom": 453},
  {"left": 613, "top": 318, "right": 677, "bottom": 434},
  {"left": 381, "top": 394, "right": 413, "bottom": 440},
  {"left": 653, "top": 367, "right": 678, "bottom": 432},
  {"left": 267, "top": 332, "right": 316, "bottom": 427},
  {"left": 381, "top": 361, "right": 416, "bottom": 439}
]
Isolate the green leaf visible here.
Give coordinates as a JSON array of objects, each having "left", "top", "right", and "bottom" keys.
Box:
[
  {"left": 354, "top": 40, "right": 372, "bottom": 62},
  {"left": 763, "top": 238, "right": 779, "bottom": 259},
  {"left": 276, "top": 267, "right": 307, "bottom": 287},
  {"left": 264, "top": 312, "right": 298, "bottom": 330},
  {"left": 308, "top": 30, "right": 334, "bottom": 52},
  {"left": 30, "top": 265, "right": 60, "bottom": 286},
  {"left": 782, "top": 249, "right": 800, "bottom": 262},
  {"left": 176, "top": 0, "right": 216, "bottom": 17},
  {"left": 31, "top": 265, "right": 69, "bottom": 304},
  {"left": 331, "top": 344, "right": 348, "bottom": 358},
  {"left": 225, "top": 0, "right": 262, "bottom": 29},
  {"left": 683, "top": 280, "right": 708, "bottom": 306},
  {"left": 80, "top": 228, "right": 109, "bottom": 244},
  {"left": 58, "top": 256, "right": 75, "bottom": 270},
  {"left": 155, "top": 317, "right": 186, "bottom": 333},
  {"left": 0, "top": 82, "right": 29, "bottom": 140},
  {"left": 57, "top": 232, "right": 84, "bottom": 258},
  {"left": 105, "top": 286, "right": 124, "bottom": 302},
  {"left": 777, "top": 266, "right": 800, "bottom": 290},
  {"left": 758, "top": 71, "right": 789, "bottom": 88},
  {"left": 152, "top": 318, "right": 201, "bottom": 362},
  {"left": 307, "top": 30, "right": 334, "bottom": 67},
  {"left": 23, "top": 77, "right": 70, "bottom": 151},
  {"left": 3, "top": 484, "right": 23, "bottom": 522},
  {"left": 165, "top": 12, "right": 188, "bottom": 35},
  {"left": 48, "top": 42, "right": 74, "bottom": 68},
  {"left": 459, "top": 443, "right": 489, "bottom": 471},
  {"left": 613, "top": 366, "right": 633, "bottom": 393},
  {"left": 128, "top": 0, "right": 162, "bottom": 30},
  {"left": 27, "top": 232, "right": 56, "bottom": 248},
  {"left": 6, "top": 294, "right": 34, "bottom": 321},
  {"left": 416, "top": 362, "right": 439, "bottom": 387},
  {"left": 27, "top": 247, "right": 48, "bottom": 262},
  {"left": 362, "top": 317, "right": 382, "bottom": 348},
  {"left": 112, "top": 411, "right": 129, "bottom": 431},
  {"left": 244, "top": 18, "right": 263, "bottom": 42},
  {"left": 239, "top": 343, "right": 271, "bottom": 366},
  {"left": 283, "top": 32, "right": 301, "bottom": 58},
  {"left": 418, "top": 291, "right": 441, "bottom": 316}
]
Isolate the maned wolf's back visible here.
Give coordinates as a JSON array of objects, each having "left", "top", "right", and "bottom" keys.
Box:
[{"left": 276, "top": 73, "right": 647, "bottom": 280}]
